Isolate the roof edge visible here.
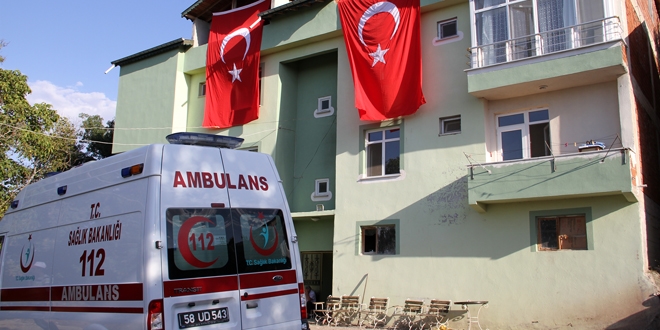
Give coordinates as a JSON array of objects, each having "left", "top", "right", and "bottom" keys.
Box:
[
  {"left": 259, "top": 0, "right": 329, "bottom": 19},
  {"left": 111, "top": 38, "right": 194, "bottom": 67}
]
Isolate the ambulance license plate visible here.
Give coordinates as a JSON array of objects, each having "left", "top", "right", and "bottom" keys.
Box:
[{"left": 178, "top": 307, "right": 229, "bottom": 328}]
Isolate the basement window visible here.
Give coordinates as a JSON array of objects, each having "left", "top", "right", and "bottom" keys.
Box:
[{"left": 537, "top": 215, "right": 587, "bottom": 251}]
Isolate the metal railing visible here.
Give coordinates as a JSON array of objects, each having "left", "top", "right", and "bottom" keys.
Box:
[{"left": 468, "top": 16, "right": 622, "bottom": 69}]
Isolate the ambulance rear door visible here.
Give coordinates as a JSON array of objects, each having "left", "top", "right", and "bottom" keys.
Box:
[
  {"left": 160, "top": 144, "right": 241, "bottom": 330},
  {"left": 221, "top": 149, "right": 304, "bottom": 330}
]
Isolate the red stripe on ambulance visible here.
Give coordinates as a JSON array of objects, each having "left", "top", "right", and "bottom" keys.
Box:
[
  {"left": 163, "top": 276, "right": 239, "bottom": 297},
  {"left": 1, "top": 287, "right": 50, "bottom": 301},
  {"left": 52, "top": 283, "right": 143, "bottom": 301},
  {"left": 239, "top": 270, "right": 297, "bottom": 289},
  {"left": 241, "top": 289, "right": 299, "bottom": 301}
]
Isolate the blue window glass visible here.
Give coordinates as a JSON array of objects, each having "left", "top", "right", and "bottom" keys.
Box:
[
  {"left": 498, "top": 113, "right": 525, "bottom": 127},
  {"left": 502, "top": 130, "right": 523, "bottom": 161},
  {"left": 529, "top": 109, "right": 549, "bottom": 122}
]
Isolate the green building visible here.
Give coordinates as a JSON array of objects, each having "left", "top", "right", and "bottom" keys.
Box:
[{"left": 110, "top": 0, "right": 660, "bottom": 328}]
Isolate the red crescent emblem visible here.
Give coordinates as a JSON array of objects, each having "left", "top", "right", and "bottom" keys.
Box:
[
  {"left": 249, "top": 226, "right": 279, "bottom": 256},
  {"left": 20, "top": 245, "right": 34, "bottom": 273},
  {"left": 177, "top": 216, "right": 219, "bottom": 268}
]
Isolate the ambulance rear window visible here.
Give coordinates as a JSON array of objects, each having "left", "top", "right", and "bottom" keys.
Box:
[
  {"left": 233, "top": 208, "right": 292, "bottom": 273},
  {"left": 166, "top": 208, "right": 236, "bottom": 279}
]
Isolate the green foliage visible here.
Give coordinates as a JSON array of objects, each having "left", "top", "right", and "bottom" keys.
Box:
[
  {"left": 78, "top": 113, "right": 114, "bottom": 160},
  {"left": 0, "top": 68, "right": 77, "bottom": 217}
]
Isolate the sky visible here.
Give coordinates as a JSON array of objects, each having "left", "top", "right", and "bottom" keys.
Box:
[{"left": 0, "top": 1, "right": 193, "bottom": 126}]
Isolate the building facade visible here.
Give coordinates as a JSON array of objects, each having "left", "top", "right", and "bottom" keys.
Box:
[{"left": 110, "top": 0, "right": 660, "bottom": 328}]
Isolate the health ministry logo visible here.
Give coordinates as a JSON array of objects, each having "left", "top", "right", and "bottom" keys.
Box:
[
  {"left": 20, "top": 234, "right": 35, "bottom": 273},
  {"left": 249, "top": 212, "right": 278, "bottom": 256}
]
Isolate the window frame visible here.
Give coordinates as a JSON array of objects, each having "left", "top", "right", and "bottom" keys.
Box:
[
  {"left": 496, "top": 109, "right": 550, "bottom": 161},
  {"left": 439, "top": 115, "right": 461, "bottom": 135},
  {"left": 357, "top": 220, "right": 399, "bottom": 255},
  {"left": 311, "top": 178, "right": 332, "bottom": 202},
  {"left": 314, "top": 178, "right": 330, "bottom": 197},
  {"left": 469, "top": 0, "right": 608, "bottom": 64},
  {"left": 365, "top": 126, "right": 401, "bottom": 178},
  {"left": 198, "top": 82, "right": 206, "bottom": 97},
  {"left": 529, "top": 208, "right": 593, "bottom": 252},
  {"left": 437, "top": 18, "right": 458, "bottom": 40},
  {"left": 314, "top": 96, "right": 334, "bottom": 118}
]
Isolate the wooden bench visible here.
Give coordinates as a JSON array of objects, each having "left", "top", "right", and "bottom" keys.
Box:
[{"left": 313, "top": 295, "right": 341, "bottom": 325}]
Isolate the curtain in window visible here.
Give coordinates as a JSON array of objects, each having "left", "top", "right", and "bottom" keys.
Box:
[
  {"left": 476, "top": 7, "right": 507, "bottom": 65},
  {"left": 509, "top": 0, "right": 535, "bottom": 59},
  {"left": 576, "top": 0, "right": 605, "bottom": 44},
  {"left": 537, "top": 0, "right": 576, "bottom": 53}
]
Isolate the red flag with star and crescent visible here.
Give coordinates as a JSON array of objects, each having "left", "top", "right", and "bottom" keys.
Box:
[
  {"left": 337, "top": 0, "right": 425, "bottom": 121},
  {"left": 203, "top": 0, "right": 270, "bottom": 128}
]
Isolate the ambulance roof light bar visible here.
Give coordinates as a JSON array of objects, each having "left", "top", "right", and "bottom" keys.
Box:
[{"left": 166, "top": 132, "right": 244, "bottom": 149}]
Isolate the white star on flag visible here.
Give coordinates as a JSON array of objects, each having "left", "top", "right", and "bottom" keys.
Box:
[
  {"left": 228, "top": 63, "right": 243, "bottom": 82},
  {"left": 369, "top": 44, "right": 389, "bottom": 67}
]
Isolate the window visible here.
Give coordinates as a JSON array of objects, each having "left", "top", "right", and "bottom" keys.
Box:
[
  {"left": 361, "top": 225, "right": 396, "bottom": 255},
  {"left": 199, "top": 82, "right": 206, "bottom": 97},
  {"left": 437, "top": 18, "right": 458, "bottom": 39},
  {"left": 496, "top": 109, "right": 550, "bottom": 161},
  {"left": 312, "top": 178, "right": 332, "bottom": 201},
  {"left": 537, "top": 215, "right": 587, "bottom": 251},
  {"left": 440, "top": 115, "right": 461, "bottom": 135},
  {"left": 315, "top": 179, "right": 329, "bottom": 196},
  {"left": 314, "top": 96, "right": 334, "bottom": 118},
  {"left": 366, "top": 127, "right": 400, "bottom": 177},
  {"left": 472, "top": 0, "right": 606, "bottom": 65}
]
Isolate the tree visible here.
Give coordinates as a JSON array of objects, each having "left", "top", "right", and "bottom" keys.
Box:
[
  {"left": 78, "top": 113, "right": 114, "bottom": 160},
  {"left": 0, "top": 44, "right": 77, "bottom": 218}
]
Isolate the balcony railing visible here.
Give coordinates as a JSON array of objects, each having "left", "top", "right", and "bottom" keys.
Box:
[{"left": 468, "top": 17, "right": 622, "bottom": 69}]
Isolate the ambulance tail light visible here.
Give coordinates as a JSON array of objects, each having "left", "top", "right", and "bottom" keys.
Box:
[
  {"left": 148, "top": 299, "right": 164, "bottom": 330},
  {"left": 121, "top": 164, "right": 144, "bottom": 178},
  {"left": 298, "top": 282, "right": 308, "bottom": 320}
]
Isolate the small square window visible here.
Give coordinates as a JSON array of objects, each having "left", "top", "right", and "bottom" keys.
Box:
[
  {"left": 314, "top": 96, "right": 334, "bottom": 118},
  {"left": 440, "top": 116, "right": 461, "bottom": 135},
  {"left": 361, "top": 225, "right": 396, "bottom": 255},
  {"left": 199, "top": 82, "right": 206, "bottom": 97},
  {"left": 314, "top": 179, "right": 330, "bottom": 196},
  {"left": 437, "top": 18, "right": 457, "bottom": 39}
]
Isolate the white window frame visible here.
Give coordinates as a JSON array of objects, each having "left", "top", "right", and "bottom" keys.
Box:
[
  {"left": 199, "top": 82, "right": 206, "bottom": 97},
  {"left": 437, "top": 18, "right": 458, "bottom": 40},
  {"left": 439, "top": 115, "right": 461, "bottom": 135},
  {"left": 365, "top": 127, "right": 400, "bottom": 178},
  {"left": 311, "top": 178, "right": 332, "bottom": 201},
  {"left": 314, "top": 96, "right": 334, "bottom": 118},
  {"left": 469, "top": 0, "right": 609, "bottom": 65},
  {"left": 496, "top": 109, "right": 549, "bottom": 161}
]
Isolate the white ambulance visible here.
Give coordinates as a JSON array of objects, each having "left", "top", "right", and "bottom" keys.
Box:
[{"left": 0, "top": 133, "right": 310, "bottom": 330}]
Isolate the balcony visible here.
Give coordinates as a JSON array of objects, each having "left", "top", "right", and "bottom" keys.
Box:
[
  {"left": 467, "top": 148, "right": 637, "bottom": 213},
  {"left": 466, "top": 17, "right": 626, "bottom": 100}
]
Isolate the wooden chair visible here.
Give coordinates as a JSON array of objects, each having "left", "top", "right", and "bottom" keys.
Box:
[
  {"left": 391, "top": 299, "right": 424, "bottom": 330},
  {"left": 359, "top": 297, "right": 390, "bottom": 329},
  {"left": 417, "top": 300, "right": 451, "bottom": 330},
  {"left": 335, "top": 295, "right": 361, "bottom": 326},
  {"left": 313, "top": 295, "right": 341, "bottom": 326}
]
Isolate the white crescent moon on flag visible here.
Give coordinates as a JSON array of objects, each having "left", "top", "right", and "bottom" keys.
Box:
[
  {"left": 220, "top": 28, "right": 251, "bottom": 64},
  {"left": 357, "top": 1, "right": 400, "bottom": 47}
]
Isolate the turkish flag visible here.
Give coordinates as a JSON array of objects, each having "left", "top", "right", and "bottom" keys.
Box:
[
  {"left": 338, "top": 0, "right": 425, "bottom": 121},
  {"left": 203, "top": 0, "right": 270, "bottom": 128}
]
